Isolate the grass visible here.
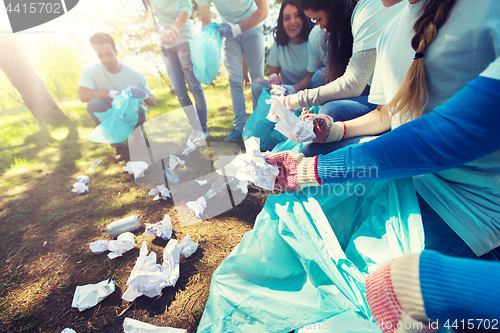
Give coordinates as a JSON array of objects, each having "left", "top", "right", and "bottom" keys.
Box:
[{"left": 0, "top": 76, "right": 265, "bottom": 332}]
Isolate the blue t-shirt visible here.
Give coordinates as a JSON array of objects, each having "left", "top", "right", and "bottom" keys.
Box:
[
  {"left": 307, "top": 25, "right": 327, "bottom": 73},
  {"left": 195, "top": 0, "right": 257, "bottom": 24},
  {"left": 266, "top": 41, "right": 309, "bottom": 85},
  {"left": 150, "top": 0, "right": 195, "bottom": 49}
]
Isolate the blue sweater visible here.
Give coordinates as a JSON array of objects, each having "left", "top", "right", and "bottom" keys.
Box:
[{"left": 317, "top": 76, "right": 500, "bottom": 182}]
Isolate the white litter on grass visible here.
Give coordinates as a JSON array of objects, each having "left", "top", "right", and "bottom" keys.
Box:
[
  {"left": 169, "top": 154, "right": 185, "bottom": 170},
  {"left": 269, "top": 84, "right": 287, "bottom": 97},
  {"left": 108, "top": 232, "right": 136, "bottom": 259},
  {"left": 214, "top": 137, "right": 279, "bottom": 191},
  {"left": 181, "top": 140, "right": 196, "bottom": 156},
  {"left": 123, "top": 317, "right": 187, "bottom": 333},
  {"left": 186, "top": 196, "right": 207, "bottom": 219},
  {"left": 89, "top": 240, "right": 109, "bottom": 254},
  {"left": 76, "top": 175, "right": 90, "bottom": 185},
  {"left": 72, "top": 182, "right": 89, "bottom": 194},
  {"left": 123, "top": 161, "right": 149, "bottom": 179},
  {"left": 265, "top": 96, "right": 316, "bottom": 143},
  {"left": 122, "top": 236, "right": 198, "bottom": 302},
  {"left": 61, "top": 329, "right": 77, "bottom": 333},
  {"left": 71, "top": 279, "right": 115, "bottom": 312},
  {"left": 149, "top": 185, "right": 171, "bottom": 201},
  {"left": 195, "top": 179, "right": 208, "bottom": 186},
  {"left": 145, "top": 214, "right": 173, "bottom": 240}
]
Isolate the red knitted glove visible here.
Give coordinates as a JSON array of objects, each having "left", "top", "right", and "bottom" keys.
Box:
[
  {"left": 268, "top": 73, "right": 282, "bottom": 88},
  {"left": 299, "top": 113, "right": 346, "bottom": 143},
  {"left": 265, "top": 151, "right": 322, "bottom": 192},
  {"left": 161, "top": 26, "right": 179, "bottom": 45},
  {"left": 366, "top": 256, "right": 437, "bottom": 333}
]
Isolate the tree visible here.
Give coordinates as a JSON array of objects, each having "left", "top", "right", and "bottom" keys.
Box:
[{"left": 0, "top": 35, "right": 69, "bottom": 125}]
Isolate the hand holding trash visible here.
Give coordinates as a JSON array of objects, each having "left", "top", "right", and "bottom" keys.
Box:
[
  {"left": 130, "top": 86, "right": 148, "bottom": 100},
  {"left": 217, "top": 22, "right": 241, "bottom": 39},
  {"left": 268, "top": 73, "right": 282, "bottom": 88},
  {"left": 265, "top": 151, "right": 321, "bottom": 192},
  {"left": 161, "top": 26, "right": 179, "bottom": 46},
  {"left": 299, "top": 113, "right": 346, "bottom": 143},
  {"left": 282, "top": 84, "right": 297, "bottom": 96}
]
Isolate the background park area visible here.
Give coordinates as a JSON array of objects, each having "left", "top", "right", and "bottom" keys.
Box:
[{"left": 0, "top": 0, "right": 281, "bottom": 331}]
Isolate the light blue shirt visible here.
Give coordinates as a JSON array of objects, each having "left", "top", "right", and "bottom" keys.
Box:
[
  {"left": 266, "top": 41, "right": 309, "bottom": 85},
  {"left": 307, "top": 25, "right": 327, "bottom": 73},
  {"left": 150, "top": 0, "right": 195, "bottom": 49},
  {"left": 78, "top": 63, "right": 153, "bottom": 95},
  {"left": 195, "top": 0, "right": 257, "bottom": 24}
]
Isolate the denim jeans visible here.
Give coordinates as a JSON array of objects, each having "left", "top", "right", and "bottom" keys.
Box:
[
  {"left": 251, "top": 80, "right": 267, "bottom": 110},
  {"left": 162, "top": 43, "right": 208, "bottom": 133},
  {"left": 318, "top": 94, "right": 375, "bottom": 122},
  {"left": 310, "top": 67, "right": 327, "bottom": 89},
  {"left": 87, "top": 98, "right": 145, "bottom": 148},
  {"left": 223, "top": 25, "right": 265, "bottom": 132}
]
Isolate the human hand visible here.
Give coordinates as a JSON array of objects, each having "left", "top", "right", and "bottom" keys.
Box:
[
  {"left": 299, "top": 113, "right": 345, "bottom": 143},
  {"left": 265, "top": 151, "right": 321, "bottom": 192},
  {"left": 282, "top": 84, "right": 297, "bottom": 96},
  {"left": 130, "top": 86, "right": 148, "bottom": 99},
  {"left": 268, "top": 73, "right": 282, "bottom": 88},
  {"left": 161, "top": 26, "right": 179, "bottom": 45},
  {"left": 217, "top": 22, "right": 242, "bottom": 39}
]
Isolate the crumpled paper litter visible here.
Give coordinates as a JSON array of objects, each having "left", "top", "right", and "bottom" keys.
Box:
[
  {"left": 145, "top": 214, "right": 173, "bottom": 240},
  {"left": 149, "top": 185, "right": 171, "bottom": 201},
  {"left": 71, "top": 279, "right": 115, "bottom": 311},
  {"left": 89, "top": 240, "right": 109, "bottom": 254},
  {"left": 181, "top": 140, "right": 196, "bottom": 156},
  {"left": 122, "top": 235, "right": 198, "bottom": 302},
  {"left": 72, "top": 182, "right": 89, "bottom": 194},
  {"left": 61, "top": 329, "right": 77, "bottom": 333},
  {"left": 108, "top": 232, "right": 136, "bottom": 259},
  {"left": 195, "top": 179, "right": 208, "bottom": 186},
  {"left": 186, "top": 197, "right": 207, "bottom": 219},
  {"left": 123, "top": 317, "right": 187, "bottom": 333},
  {"left": 76, "top": 175, "right": 90, "bottom": 185},
  {"left": 169, "top": 154, "right": 185, "bottom": 170},
  {"left": 123, "top": 161, "right": 149, "bottom": 179},
  {"left": 266, "top": 96, "right": 316, "bottom": 143}
]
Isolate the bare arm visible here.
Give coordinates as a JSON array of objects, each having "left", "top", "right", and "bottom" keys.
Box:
[
  {"left": 343, "top": 107, "right": 390, "bottom": 139},
  {"left": 239, "top": 0, "right": 268, "bottom": 32},
  {"left": 78, "top": 86, "right": 110, "bottom": 103},
  {"left": 172, "top": 11, "right": 189, "bottom": 31},
  {"left": 199, "top": 5, "right": 211, "bottom": 28},
  {"left": 144, "top": 94, "right": 156, "bottom": 106},
  {"left": 293, "top": 72, "right": 313, "bottom": 91}
]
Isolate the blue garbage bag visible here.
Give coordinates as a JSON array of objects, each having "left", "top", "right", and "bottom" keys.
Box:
[
  {"left": 197, "top": 177, "right": 425, "bottom": 333},
  {"left": 243, "top": 89, "right": 302, "bottom": 151},
  {"left": 87, "top": 89, "right": 143, "bottom": 144},
  {"left": 189, "top": 22, "right": 223, "bottom": 85}
]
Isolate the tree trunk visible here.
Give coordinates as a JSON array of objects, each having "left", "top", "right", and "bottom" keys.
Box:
[{"left": 0, "top": 35, "right": 69, "bottom": 124}]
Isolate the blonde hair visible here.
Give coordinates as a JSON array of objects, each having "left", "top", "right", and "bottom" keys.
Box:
[{"left": 381, "top": 0, "right": 457, "bottom": 124}]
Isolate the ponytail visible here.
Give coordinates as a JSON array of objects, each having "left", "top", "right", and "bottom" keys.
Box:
[{"left": 381, "top": 0, "right": 457, "bottom": 124}]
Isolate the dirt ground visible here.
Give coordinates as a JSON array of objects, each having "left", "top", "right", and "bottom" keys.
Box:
[{"left": 0, "top": 123, "right": 272, "bottom": 332}]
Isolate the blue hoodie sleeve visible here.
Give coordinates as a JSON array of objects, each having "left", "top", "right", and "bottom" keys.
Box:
[{"left": 317, "top": 76, "right": 500, "bottom": 183}]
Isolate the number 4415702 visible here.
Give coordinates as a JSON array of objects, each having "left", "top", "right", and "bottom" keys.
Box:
[
  {"left": 444, "top": 319, "right": 498, "bottom": 330},
  {"left": 6, "top": 2, "right": 62, "bottom": 14}
]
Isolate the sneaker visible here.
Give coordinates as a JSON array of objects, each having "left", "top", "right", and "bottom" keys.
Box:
[
  {"left": 189, "top": 129, "right": 207, "bottom": 142},
  {"left": 115, "top": 144, "right": 130, "bottom": 162},
  {"left": 224, "top": 129, "right": 242, "bottom": 142}
]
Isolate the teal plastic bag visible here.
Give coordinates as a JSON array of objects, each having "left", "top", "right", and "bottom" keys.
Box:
[
  {"left": 243, "top": 89, "right": 301, "bottom": 151},
  {"left": 87, "top": 89, "right": 143, "bottom": 144},
  {"left": 197, "top": 178, "right": 425, "bottom": 333},
  {"left": 189, "top": 23, "right": 223, "bottom": 85}
]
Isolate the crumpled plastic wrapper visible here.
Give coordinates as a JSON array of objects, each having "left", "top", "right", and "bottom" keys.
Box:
[
  {"left": 71, "top": 279, "right": 115, "bottom": 312},
  {"left": 149, "top": 185, "right": 171, "bottom": 201},
  {"left": 107, "top": 232, "right": 136, "bottom": 259},
  {"left": 214, "top": 137, "right": 279, "bottom": 191},
  {"left": 89, "top": 240, "right": 109, "bottom": 254},
  {"left": 76, "top": 175, "right": 90, "bottom": 185},
  {"left": 123, "top": 161, "right": 149, "bottom": 179},
  {"left": 186, "top": 196, "right": 207, "bottom": 219},
  {"left": 145, "top": 214, "right": 173, "bottom": 240},
  {"left": 72, "top": 182, "right": 89, "bottom": 194},
  {"left": 169, "top": 154, "right": 185, "bottom": 170},
  {"left": 265, "top": 96, "right": 316, "bottom": 143},
  {"left": 123, "top": 317, "right": 187, "bottom": 333},
  {"left": 122, "top": 236, "right": 198, "bottom": 302},
  {"left": 181, "top": 140, "right": 196, "bottom": 156}
]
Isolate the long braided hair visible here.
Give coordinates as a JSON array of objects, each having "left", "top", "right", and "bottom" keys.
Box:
[{"left": 381, "top": 0, "right": 458, "bottom": 123}]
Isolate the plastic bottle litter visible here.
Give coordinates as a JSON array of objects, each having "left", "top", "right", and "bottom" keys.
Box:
[
  {"left": 163, "top": 168, "right": 180, "bottom": 185},
  {"left": 107, "top": 215, "right": 141, "bottom": 238},
  {"left": 89, "top": 158, "right": 103, "bottom": 172}
]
